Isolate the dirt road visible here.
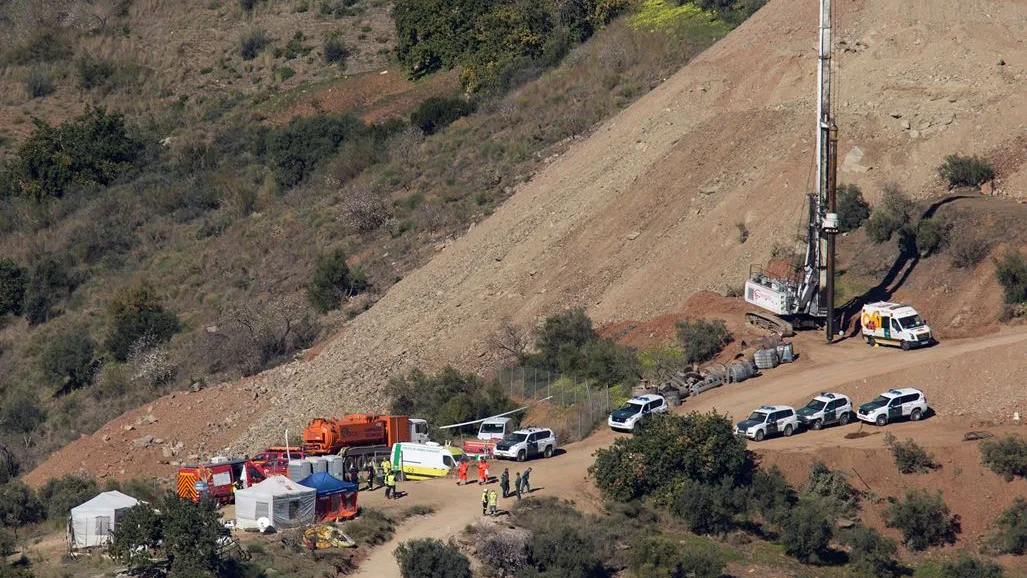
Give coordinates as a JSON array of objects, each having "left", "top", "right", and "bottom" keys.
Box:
[{"left": 348, "top": 327, "right": 1027, "bottom": 577}]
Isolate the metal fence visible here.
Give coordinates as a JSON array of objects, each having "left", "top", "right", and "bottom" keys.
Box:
[{"left": 494, "top": 366, "right": 617, "bottom": 441}]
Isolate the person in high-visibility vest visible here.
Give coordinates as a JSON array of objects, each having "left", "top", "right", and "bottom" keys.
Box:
[
  {"left": 487, "top": 489, "right": 498, "bottom": 517},
  {"left": 481, "top": 488, "right": 488, "bottom": 515},
  {"left": 457, "top": 460, "right": 469, "bottom": 486},
  {"left": 381, "top": 457, "right": 392, "bottom": 475},
  {"left": 477, "top": 458, "right": 488, "bottom": 485},
  {"left": 385, "top": 471, "right": 396, "bottom": 499}
]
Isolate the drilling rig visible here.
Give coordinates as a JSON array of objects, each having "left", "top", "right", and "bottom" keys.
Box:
[{"left": 743, "top": 0, "right": 839, "bottom": 341}]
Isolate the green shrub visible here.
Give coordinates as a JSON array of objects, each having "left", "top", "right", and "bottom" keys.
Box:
[
  {"left": 951, "top": 234, "right": 991, "bottom": 269},
  {"left": 77, "top": 57, "right": 116, "bottom": 90},
  {"left": 307, "top": 247, "right": 368, "bottom": 312},
  {"left": 842, "top": 525, "right": 900, "bottom": 578},
  {"left": 275, "top": 66, "right": 296, "bottom": 81},
  {"left": 105, "top": 282, "right": 180, "bottom": 361},
  {"left": 241, "top": 29, "right": 270, "bottom": 60},
  {"left": 0, "top": 393, "right": 46, "bottom": 438},
  {"left": 675, "top": 318, "right": 732, "bottom": 364},
  {"left": 836, "top": 183, "right": 870, "bottom": 232},
  {"left": 531, "top": 308, "right": 597, "bottom": 369},
  {"left": 0, "top": 480, "right": 45, "bottom": 526},
  {"left": 884, "top": 433, "right": 938, "bottom": 474},
  {"left": 387, "top": 367, "right": 512, "bottom": 437},
  {"left": 240, "top": 0, "right": 266, "bottom": 10},
  {"left": 590, "top": 412, "right": 752, "bottom": 501},
  {"left": 865, "top": 185, "right": 915, "bottom": 244},
  {"left": 940, "top": 556, "right": 1004, "bottom": 578},
  {"left": 160, "top": 494, "right": 223, "bottom": 578},
  {"left": 38, "top": 474, "right": 99, "bottom": 520},
  {"left": 0, "top": 527, "right": 16, "bottom": 557},
  {"left": 748, "top": 464, "right": 796, "bottom": 522},
  {"left": 980, "top": 435, "right": 1027, "bottom": 481},
  {"left": 23, "top": 255, "right": 76, "bottom": 325},
  {"left": 394, "top": 538, "right": 471, "bottom": 578},
  {"left": 0, "top": 259, "right": 26, "bottom": 316},
  {"left": 779, "top": 499, "right": 833, "bottom": 564},
  {"left": 345, "top": 509, "right": 397, "bottom": 545},
  {"left": 915, "top": 218, "right": 948, "bottom": 257},
  {"left": 992, "top": 249, "right": 1027, "bottom": 305},
  {"left": 109, "top": 504, "right": 163, "bottom": 566},
  {"left": 525, "top": 521, "right": 605, "bottom": 578},
  {"left": 324, "top": 38, "right": 350, "bottom": 64},
  {"left": 990, "top": 497, "right": 1027, "bottom": 555},
  {"left": 474, "top": 528, "right": 528, "bottom": 574},
  {"left": 41, "top": 327, "right": 97, "bottom": 395},
  {"left": 670, "top": 479, "right": 746, "bottom": 535},
  {"left": 10, "top": 30, "right": 74, "bottom": 64},
  {"left": 628, "top": 536, "right": 724, "bottom": 578},
  {"left": 25, "top": 67, "right": 55, "bottom": 98},
  {"left": 938, "top": 154, "right": 995, "bottom": 189},
  {"left": 410, "top": 96, "right": 476, "bottom": 135},
  {"left": 885, "top": 488, "right": 959, "bottom": 551},
  {"left": 804, "top": 460, "right": 858, "bottom": 516}
]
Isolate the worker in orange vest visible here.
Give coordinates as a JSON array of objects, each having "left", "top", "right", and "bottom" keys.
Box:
[
  {"left": 477, "top": 457, "right": 488, "bottom": 485},
  {"left": 457, "top": 459, "right": 469, "bottom": 486}
]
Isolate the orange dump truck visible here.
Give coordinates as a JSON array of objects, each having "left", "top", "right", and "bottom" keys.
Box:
[{"left": 303, "top": 414, "right": 430, "bottom": 470}]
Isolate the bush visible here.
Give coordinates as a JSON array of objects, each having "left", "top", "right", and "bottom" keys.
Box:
[
  {"left": 981, "top": 435, "right": 1027, "bottom": 481},
  {"left": 38, "top": 474, "right": 100, "bottom": 520},
  {"left": 23, "top": 255, "right": 76, "bottom": 325},
  {"left": 0, "top": 392, "right": 46, "bottom": 438},
  {"left": 865, "top": 185, "right": 916, "bottom": 244},
  {"left": 628, "top": 536, "right": 724, "bottom": 578},
  {"left": 161, "top": 495, "right": 222, "bottom": 578},
  {"left": 110, "top": 504, "right": 163, "bottom": 566},
  {"left": 410, "top": 96, "right": 476, "bottom": 135},
  {"left": 992, "top": 249, "right": 1027, "bottom": 305},
  {"left": 670, "top": 479, "right": 746, "bottom": 535},
  {"left": 0, "top": 527, "right": 16, "bottom": 557},
  {"left": 804, "top": 460, "right": 858, "bottom": 516},
  {"left": 885, "top": 488, "right": 959, "bottom": 551},
  {"left": 525, "top": 521, "right": 606, "bottom": 578},
  {"left": 394, "top": 538, "right": 471, "bottom": 578},
  {"left": 940, "top": 556, "right": 1005, "bottom": 578},
  {"left": 0, "top": 480, "right": 45, "bottom": 527},
  {"left": 306, "top": 248, "right": 368, "bottom": 312},
  {"left": 836, "top": 183, "right": 870, "bottom": 232},
  {"left": 324, "top": 38, "right": 350, "bottom": 64},
  {"left": 105, "top": 282, "right": 180, "bottom": 362},
  {"left": 748, "top": 465, "right": 796, "bottom": 522},
  {"left": 939, "top": 154, "right": 995, "bottom": 189},
  {"left": 40, "top": 327, "right": 97, "bottom": 395},
  {"left": 387, "top": 367, "right": 512, "bottom": 437},
  {"left": 842, "top": 525, "right": 900, "bottom": 578},
  {"left": 25, "top": 67, "right": 55, "bottom": 98},
  {"left": 10, "top": 30, "right": 74, "bottom": 64},
  {"left": 884, "top": 433, "right": 938, "bottom": 474},
  {"left": 77, "top": 57, "right": 116, "bottom": 90},
  {"left": 531, "top": 308, "right": 598, "bottom": 369},
  {"left": 915, "top": 218, "right": 948, "bottom": 257},
  {"left": 990, "top": 497, "right": 1027, "bottom": 555},
  {"left": 345, "top": 509, "right": 396, "bottom": 545},
  {"left": 951, "top": 234, "right": 991, "bottom": 269},
  {"left": 241, "top": 29, "right": 270, "bottom": 60},
  {"left": 675, "top": 318, "right": 732, "bottom": 365},
  {"left": 240, "top": 0, "right": 265, "bottom": 10},
  {"left": 779, "top": 499, "right": 833, "bottom": 564},
  {"left": 475, "top": 528, "right": 529, "bottom": 574},
  {"left": 0, "top": 259, "right": 26, "bottom": 316},
  {"left": 590, "top": 412, "right": 752, "bottom": 501}
]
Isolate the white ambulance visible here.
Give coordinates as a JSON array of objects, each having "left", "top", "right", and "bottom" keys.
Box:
[{"left": 859, "top": 302, "right": 933, "bottom": 350}]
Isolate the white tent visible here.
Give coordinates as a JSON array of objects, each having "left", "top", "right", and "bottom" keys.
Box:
[
  {"left": 69, "top": 491, "right": 140, "bottom": 548},
  {"left": 234, "top": 475, "right": 315, "bottom": 530}
]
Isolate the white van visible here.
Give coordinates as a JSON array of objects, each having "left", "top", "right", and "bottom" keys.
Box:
[
  {"left": 860, "top": 302, "right": 933, "bottom": 350},
  {"left": 390, "top": 442, "right": 466, "bottom": 480}
]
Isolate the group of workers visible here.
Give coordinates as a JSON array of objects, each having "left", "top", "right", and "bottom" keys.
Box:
[
  {"left": 358, "top": 457, "right": 399, "bottom": 498},
  {"left": 470, "top": 459, "right": 532, "bottom": 517}
]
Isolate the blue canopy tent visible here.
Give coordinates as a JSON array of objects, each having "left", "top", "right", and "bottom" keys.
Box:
[{"left": 297, "top": 472, "right": 359, "bottom": 521}]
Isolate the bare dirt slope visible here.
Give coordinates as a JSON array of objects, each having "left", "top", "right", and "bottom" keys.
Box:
[{"left": 29, "top": 0, "right": 1027, "bottom": 478}]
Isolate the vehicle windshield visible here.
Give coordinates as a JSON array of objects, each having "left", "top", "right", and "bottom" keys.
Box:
[
  {"left": 481, "top": 422, "right": 506, "bottom": 434},
  {"left": 617, "top": 402, "right": 644, "bottom": 415},
  {"left": 804, "top": 399, "right": 826, "bottom": 411},
  {"left": 869, "top": 395, "right": 890, "bottom": 406},
  {"left": 505, "top": 433, "right": 528, "bottom": 443},
  {"left": 747, "top": 411, "right": 769, "bottom": 422},
  {"left": 898, "top": 315, "right": 925, "bottom": 329}
]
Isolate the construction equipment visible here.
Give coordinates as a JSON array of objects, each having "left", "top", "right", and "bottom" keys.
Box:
[
  {"left": 744, "top": 0, "right": 839, "bottom": 341},
  {"left": 302, "top": 415, "right": 430, "bottom": 470}
]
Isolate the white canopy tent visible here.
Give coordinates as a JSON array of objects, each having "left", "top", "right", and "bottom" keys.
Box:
[
  {"left": 69, "top": 491, "right": 140, "bottom": 548},
  {"left": 234, "top": 475, "right": 316, "bottom": 530}
]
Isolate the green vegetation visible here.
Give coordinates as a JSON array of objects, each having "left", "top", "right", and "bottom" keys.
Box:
[
  {"left": 323, "top": 37, "right": 350, "bottom": 64},
  {"left": 0, "top": 260, "right": 26, "bottom": 316},
  {"left": 938, "top": 154, "right": 995, "bottom": 189},
  {"left": 992, "top": 250, "right": 1027, "bottom": 306},
  {"left": 110, "top": 495, "right": 224, "bottom": 577},
  {"left": 915, "top": 218, "right": 949, "bottom": 257},
  {"left": 410, "top": 97, "right": 476, "bottom": 135},
  {"left": 674, "top": 318, "right": 732, "bottom": 364},
  {"left": 40, "top": 326, "right": 97, "bottom": 395},
  {"left": 950, "top": 233, "right": 991, "bottom": 269},
  {"left": 778, "top": 499, "right": 833, "bottom": 563},
  {"left": 884, "top": 433, "right": 939, "bottom": 474},
  {"left": 836, "top": 183, "right": 870, "bottom": 232},
  {"left": 522, "top": 308, "right": 637, "bottom": 386},
  {"left": 25, "top": 67, "right": 55, "bottom": 98},
  {"left": 394, "top": 538, "right": 471, "bottom": 578},
  {"left": 885, "top": 488, "right": 960, "bottom": 551},
  {"left": 387, "top": 366, "right": 513, "bottom": 437},
  {"left": 865, "top": 184, "right": 916, "bottom": 245},
  {"left": 939, "top": 556, "right": 1005, "bottom": 578},
  {"left": 980, "top": 434, "right": 1027, "bottom": 481},
  {"left": 343, "top": 509, "right": 397, "bottom": 545},
  {"left": 306, "top": 247, "right": 367, "bottom": 312},
  {"left": 104, "top": 282, "right": 180, "bottom": 362},
  {"left": 842, "top": 525, "right": 901, "bottom": 578},
  {"left": 240, "top": 29, "right": 271, "bottom": 60},
  {"left": 988, "top": 497, "right": 1027, "bottom": 555}
]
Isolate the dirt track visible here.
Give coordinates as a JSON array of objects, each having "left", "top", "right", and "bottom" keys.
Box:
[{"left": 343, "top": 328, "right": 1027, "bottom": 577}]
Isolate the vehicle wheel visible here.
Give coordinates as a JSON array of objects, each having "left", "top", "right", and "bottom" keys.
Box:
[
  {"left": 544, "top": 446, "right": 554, "bottom": 458},
  {"left": 867, "top": 336, "right": 876, "bottom": 347},
  {"left": 517, "top": 450, "right": 526, "bottom": 462},
  {"left": 811, "top": 419, "right": 824, "bottom": 431},
  {"left": 911, "top": 408, "right": 923, "bottom": 421},
  {"left": 876, "top": 414, "right": 888, "bottom": 426},
  {"left": 784, "top": 424, "right": 794, "bottom": 437},
  {"left": 839, "top": 412, "right": 851, "bottom": 425},
  {"left": 901, "top": 340, "right": 911, "bottom": 351},
  {"left": 755, "top": 429, "right": 765, "bottom": 442}
]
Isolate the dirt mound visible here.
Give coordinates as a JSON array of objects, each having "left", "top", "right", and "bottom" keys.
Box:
[{"left": 29, "top": 0, "right": 1027, "bottom": 481}]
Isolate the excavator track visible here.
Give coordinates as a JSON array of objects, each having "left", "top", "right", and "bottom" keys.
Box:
[{"left": 745, "top": 311, "right": 795, "bottom": 337}]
